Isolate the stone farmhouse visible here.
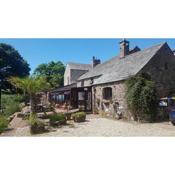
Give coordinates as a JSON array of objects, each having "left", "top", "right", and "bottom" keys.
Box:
[
  {"left": 64, "top": 62, "right": 92, "bottom": 86},
  {"left": 50, "top": 40, "right": 175, "bottom": 119}
]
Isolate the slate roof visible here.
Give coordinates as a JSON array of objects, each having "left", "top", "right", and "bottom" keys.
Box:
[
  {"left": 78, "top": 42, "right": 166, "bottom": 85},
  {"left": 50, "top": 83, "right": 77, "bottom": 93},
  {"left": 71, "top": 69, "right": 89, "bottom": 83},
  {"left": 68, "top": 62, "right": 92, "bottom": 70}
]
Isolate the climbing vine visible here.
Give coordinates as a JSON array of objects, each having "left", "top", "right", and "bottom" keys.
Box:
[{"left": 125, "top": 73, "right": 157, "bottom": 122}]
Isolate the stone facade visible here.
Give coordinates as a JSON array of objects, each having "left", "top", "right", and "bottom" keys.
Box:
[
  {"left": 64, "top": 41, "right": 175, "bottom": 120},
  {"left": 140, "top": 43, "right": 175, "bottom": 97},
  {"left": 89, "top": 43, "right": 175, "bottom": 119},
  {"left": 91, "top": 82, "right": 132, "bottom": 119}
]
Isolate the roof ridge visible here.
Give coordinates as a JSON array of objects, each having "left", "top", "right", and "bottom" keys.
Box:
[
  {"left": 123, "top": 42, "right": 165, "bottom": 58},
  {"left": 78, "top": 42, "right": 166, "bottom": 81},
  {"left": 68, "top": 62, "right": 91, "bottom": 65}
]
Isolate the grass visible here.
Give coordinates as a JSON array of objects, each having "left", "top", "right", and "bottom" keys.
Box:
[
  {"left": 1, "top": 93, "right": 24, "bottom": 117},
  {"left": 0, "top": 114, "right": 9, "bottom": 133}
]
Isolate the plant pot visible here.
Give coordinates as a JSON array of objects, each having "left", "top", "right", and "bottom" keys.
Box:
[
  {"left": 50, "top": 119, "right": 66, "bottom": 126},
  {"left": 73, "top": 116, "right": 86, "bottom": 122},
  {"left": 30, "top": 123, "right": 45, "bottom": 134}
]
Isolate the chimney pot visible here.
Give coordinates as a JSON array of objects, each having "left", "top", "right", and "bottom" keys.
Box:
[{"left": 92, "top": 56, "right": 101, "bottom": 67}]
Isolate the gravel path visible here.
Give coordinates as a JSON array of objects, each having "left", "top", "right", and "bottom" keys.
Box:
[
  {"left": 1, "top": 115, "right": 30, "bottom": 137},
  {"left": 2, "top": 114, "right": 175, "bottom": 136}
]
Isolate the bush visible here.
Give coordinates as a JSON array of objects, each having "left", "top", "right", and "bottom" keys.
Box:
[
  {"left": 72, "top": 112, "right": 86, "bottom": 122},
  {"left": 0, "top": 114, "right": 9, "bottom": 134},
  {"left": 49, "top": 113, "right": 66, "bottom": 126},
  {"left": 5, "top": 104, "right": 21, "bottom": 116},
  {"left": 2, "top": 94, "right": 24, "bottom": 117},
  {"left": 125, "top": 73, "right": 157, "bottom": 122},
  {"left": 29, "top": 113, "right": 45, "bottom": 134}
]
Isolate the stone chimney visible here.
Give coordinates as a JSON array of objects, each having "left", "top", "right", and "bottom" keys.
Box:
[
  {"left": 92, "top": 56, "right": 101, "bottom": 68},
  {"left": 119, "top": 39, "right": 130, "bottom": 58}
]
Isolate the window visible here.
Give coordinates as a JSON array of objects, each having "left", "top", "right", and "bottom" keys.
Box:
[
  {"left": 103, "top": 87, "right": 112, "bottom": 100},
  {"left": 58, "top": 94, "right": 64, "bottom": 102},
  {"left": 78, "top": 92, "right": 85, "bottom": 100}
]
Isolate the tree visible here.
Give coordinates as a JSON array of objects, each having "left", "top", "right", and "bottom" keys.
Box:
[
  {"left": 33, "top": 61, "right": 65, "bottom": 88},
  {"left": 0, "top": 43, "right": 30, "bottom": 90},
  {"left": 0, "top": 66, "right": 12, "bottom": 111},
  {"left": 9, "top": 76, "right": 50, "bottom": 114},
  {"left": 125, "top": 73, "right": 157, "bottom": 122}
]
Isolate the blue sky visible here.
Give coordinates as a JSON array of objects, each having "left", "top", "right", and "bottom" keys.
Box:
[{"left": 0, "top": 38, "right": 174, "bottom": 74}]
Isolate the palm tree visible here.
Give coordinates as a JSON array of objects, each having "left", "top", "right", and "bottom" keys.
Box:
[{"left": 9, "top": 76, "right": 50, "bottom": 114}]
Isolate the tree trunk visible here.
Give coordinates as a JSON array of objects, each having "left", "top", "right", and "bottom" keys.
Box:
[
  {"left": 30, "top": 95, "right": 34, "bottom": 114},
  {"left": 30, "top": 94, "right": 37, "bottom": 114},
  {"left": 24, "top": 91, "right": 28, "bottom": 106}
]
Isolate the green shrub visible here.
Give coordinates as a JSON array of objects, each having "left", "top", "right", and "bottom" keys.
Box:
[
  {"left": 5, "top": 104, "right": 21, "bottom": 116},
  {"left": 72, "top": 112, "right": 86, "bottom": 122},
  {"left": 125, "top": 73, "right": 157, "bottom": 122},
  {"left": 2, "top": 94, "right": 24, "bottom": 117},
  {"left": 0, "top": 114, "right": 9, "bottom": 134},
  {"left": 49, "top": 113, "right": 66, "bottom": 126},
  {"left": 29, "top": 113, "right": 45, "bottom": 134}
]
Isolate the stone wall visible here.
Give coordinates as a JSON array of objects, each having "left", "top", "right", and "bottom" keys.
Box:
[
  {"left": 92, "top": 81, "right": 132, "bottom": 119},
  {"left": 77, "top": 43, "right": 175, "bottom": 120},
  {"left": 140, "top": 43, "right": 175, "bottom": 97}
]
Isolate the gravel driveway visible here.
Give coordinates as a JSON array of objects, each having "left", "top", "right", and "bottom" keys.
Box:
[
  {"left": 2, "top": 114, "right": 175, "bottom": 136},
  {"left": 38, "top": 114, "right": 175, "bottom": 137}
]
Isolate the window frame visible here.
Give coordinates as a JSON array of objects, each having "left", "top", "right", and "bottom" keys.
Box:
[{"left": 102, "top": 87, "right": 112, "bottom": 100}]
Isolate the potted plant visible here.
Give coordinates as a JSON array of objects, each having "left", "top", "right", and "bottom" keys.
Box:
[
  {"left": 72, "top": 112, "right": 86, "bottom": 122},
  {"left": 49, "top": 113, "right": 66, "bottom": 126},
  {"left": 29, "top": 113, "right": 45, "bottom": 134}
]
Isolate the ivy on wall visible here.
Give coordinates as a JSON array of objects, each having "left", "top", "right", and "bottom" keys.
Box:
[{"left": 125, "top": 73, "right": 157, "bottom": 122}]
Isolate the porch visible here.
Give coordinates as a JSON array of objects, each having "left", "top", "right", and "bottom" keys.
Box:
[{"left": 49, "top": 84, "right": 92, "bottom": 112}]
